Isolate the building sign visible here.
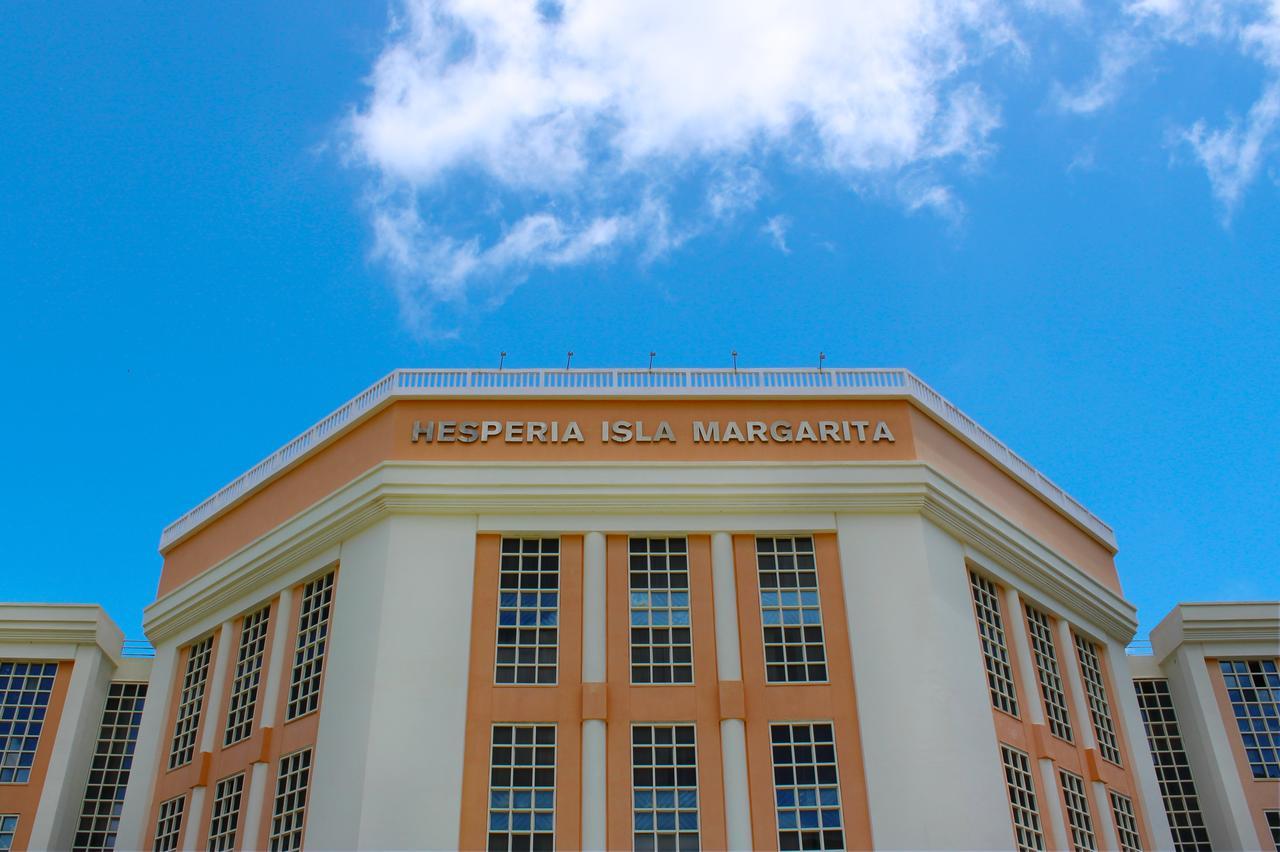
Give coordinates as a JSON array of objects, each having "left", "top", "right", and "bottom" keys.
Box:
[{"left": 411, "top": 418, "right": 895, "bottom": 445}]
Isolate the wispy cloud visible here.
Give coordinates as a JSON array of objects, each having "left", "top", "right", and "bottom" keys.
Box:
[{"left": 761, "top": 215, "right": 791, "bottom": 254}]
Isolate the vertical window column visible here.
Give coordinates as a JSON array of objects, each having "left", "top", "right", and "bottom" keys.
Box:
[
  {"left": 224, "top": 606, "right": 271, "bottom": 746},
  {"left": 487, "top": 725, "right": 556, "bottom": 852},
  {"left": 0, "top": 661, "right": 57, "bottom": 784},
  {"left": 1133, "top": 679, "right": 1211, "bottom": 852},
  {"left": 207, "top": 773, "right": 244, "bottom": 851},
  {"left": 1218, "top": 659, "right": 1280, "bottom": 779},
  {"left": 268, "top": 748, "right": 312, "bottom": 851},
  {"left": 1059, "top": 769, "right": 1097, "bottom": 851},
  {"left": 1073, "top": 634, "right": 1122, "bottom": 766},
  {"left": 153, "top": 796, "right": 185, "bottom": 852},
  {"left": 769, "top": 722, "right": 845, "bottom": 852},
  {"left": 630, "top": 538, "right": 693, "bottom": 684},
  {"left": 631, "top": 724, "right": 699, "bottom": 851},
  {"left": 757, "top": 537, "right": 828, "bottom": 684},
  {"left": 968, "top": 573, "right": 1019, "bottom": 716},
  {"left": 167, "top": 638, "right": 214, "bottom": 770},
  {"left": 495, "top": 538, "right": 560, "bottom": 685},
  {"left": 72, "top": 682, "right": 148, "bottom": 852},
  {"left": 999, "top": 744, "right": 1045, "bottom": 852}
]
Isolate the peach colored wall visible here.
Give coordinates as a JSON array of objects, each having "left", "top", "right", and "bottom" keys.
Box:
[
  {"left": 1206, "top": 657, "right": 1279, "bottom": 849},
  {"left": 0, "top": 661, "right": 72, "bottom": 851}
]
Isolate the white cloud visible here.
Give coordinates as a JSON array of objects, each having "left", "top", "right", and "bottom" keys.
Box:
[
  {"left": 1053, "top": 32, "right": 1147, "bottom": 114},
  {"left": 761, "top": 215, "right": 791, "bottom": 253},
  {"left": 1182, "top": 80, "right": 1280, "bottom": 215}
]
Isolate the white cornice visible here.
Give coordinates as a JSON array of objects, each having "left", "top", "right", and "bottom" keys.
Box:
[
  {"left": 0, "top": 604, "right": 124, "bottom": 663},
  {"left": 1151, "top": 601, "right": 1280, "bottom": 662}
]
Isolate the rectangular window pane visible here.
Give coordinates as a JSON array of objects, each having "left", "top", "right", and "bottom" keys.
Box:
[
  {"left": 1133, "top": 678, "right": 1211, "bottom": 852},
  {"left": 0, "top": 661, "right": 57, "bottom": 784},
  {"left": 1024, "top": 605, "right": 1073, "bottom": 742},
  {"left": 1109, "top": 791, "right": 1142, "bottom": 852},
  {"left": 632, "top": 724, "right": 699, "bottom": 851},
  {"left": 1218, "top": 659, "right": 1280, "bottom": 780},
  {"left": 969, "top": 573, "right": 1019, "bottom": 716},
  {"left": 495, "top": 538, "right": 560, "bottom": 685},
  {"left": 207, "top": 773, "right": 244, "bottom": 852},
  {"left": 999, "top": 744, "right": 1044, "bottom": 852},
  {"left": 287, "top": 571, "right": 335, "bottom": 721},
  {"left": 757, "top": 537, "right": 828, "bottom": 684},
  {"left": 269, "top": 748, "right": 312, "bottom": 851},
  {"left": 1073, "top": 634, "right": 1121, "bottom": 765},
  {"left": 72, "top": 681, "right": 148, "bottom": 852},
  {"left": 487, "top": 724, "right": 556, "bottom": 852},
  {"left": 153, "top": 796, "right": 185, "bottom": 852},
  {"left": 1264, "top": 810, "right": 1280, "bottom": 850},
  {"left": 224, "top": 606, "right": 271, "bottom": 746},
  {"left": 1059, "top": 769, "right": 1096, "bottom": 851},
  {"left": 630, "top": 538, "right": 693, "bottom": 685},
  {"left": 1, "top": 816, "right": 19, "bottom": 851},
  {"left": 770, "top": 722, "right": 844, "bottom": 851},
  {"left": 169, "top": 637, "right": 213, "bottom": 770}
]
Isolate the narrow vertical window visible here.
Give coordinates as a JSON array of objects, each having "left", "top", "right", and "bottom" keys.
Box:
[
  {"left": 224, "top": 606, "right": 271, "bottom": 746},
  {"left": 999, "top": 744, "right": 1044, "bottom": 852},
  {"left": 269, "top": 748, "right": 312, "bottom": 851},
  {"left": 495, "top": 538, "right": 559, "bottom": 685},
  {"left": 1073, "top": 634, "right": 1121, "bottom": 765},
  {"left": 1059, "top": 770, "right": 1096, "bottom": 851},
  {"left": 769, "top": 722, "right": 844, "bottom": 851},
  {"left": 757, "top": 536, "right": 828, "bottom": 684},
  {"left": 207, "top": 773, "right": 244, "bottom": 852},
  {"left": 1024, "top": 605, "right": 1073, "bottom": 741},
  {"left": 153, "top": 796, "right": 185, "bottom": 852},
  {"left": 969, "top": 573, "right": 1019, "bottom": 716},
  {"left": 169, "top": 637, "right": 213, "bottom": 769},
  {"left": 1109, "top": 791, "right": 1142, "bottom": 852},
  {"left": 0, "top": 661, "right": 57, "bottom": 783},
  {"left": 0, "top": 816, "right": 18, "bottom": 850},
  {"left": 1133, "top": 678, "right": 1211, "bottom": 852},
  {"left": 630, "top": 538, "right": 693, "bottom": 685},
  {"left": 287, "top": 571, "right": 335, "bottom": 720},
  {"left": 73, "top": 681, "right": 148, "bottom": 852},
  {"left": 1264, "top": 810, "right": 1280, "bottom": 850},
  {"left": 632, "top": 724, "right": 699, "bottom": 850},
  {"left": 487, "top": 724, "right": 556, "bottom": 852},
  {"left": 1218, "top": 659, "right": 1280, "bottom": 779}
]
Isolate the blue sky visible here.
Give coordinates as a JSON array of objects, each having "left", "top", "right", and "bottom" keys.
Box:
[{"left": 1, "top": 1, "right": 1276, "bottom": 642}]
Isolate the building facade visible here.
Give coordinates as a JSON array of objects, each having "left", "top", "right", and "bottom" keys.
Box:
[{"left": 1, "top": 367, "right": 1276, "bottom": 851}]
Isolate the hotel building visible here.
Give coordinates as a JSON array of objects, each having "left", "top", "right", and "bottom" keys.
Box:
[{"left": 0, "top": 367, "right": 1276, "bottom": 851}]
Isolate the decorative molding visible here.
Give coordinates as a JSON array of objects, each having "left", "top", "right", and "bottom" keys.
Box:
[
  {"left": 1151, "top": 602, "right": 1280, "bottom": 662},
  {"left": 0, "top": 604, "right": 124, "bottom": 662}
]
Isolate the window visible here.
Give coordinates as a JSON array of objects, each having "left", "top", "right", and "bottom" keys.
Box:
[
  {"left": 630, "top": 538, "right": 694, "bottom": 685},
  {"left": 1073, "top": 634, "right": 1121, "bottom": 765},
  {"left": 0, "top": 816, "right": 18, "bottom": 851},
  {"left": 1264, "top": 810, "right": 1279, "bottom": 851},
  {"left": 632, "top": 724, "right": 699, "bottom": 851},
  {"left": 769, "top": 722, "right": 844, "bottom": 851},
  {"left": 287, "top": 571, "right": 335, "bottom": 720},
  {"left": 269, "top": 748, "right": 312, "bottom": 851},
  {"left": 495, "top": 538, "right": 559, "bottom": 685},
  {"left": 224, "top": 606, "right": 271, "bottom": 746},
  {"left": 1024, "top": 605, "right": 1073, "bottom": 741},
  {"left": 999, "top": 744, "right": 1044, "bottom": 852},
  {"left": 207, "top": 772, "right": 244, "bottom": 851},
  {"left": 73, "top": 682, "right": 148, "bottom": 852},
  {"left": 1218, "top": 659, "right": 1280, "bottom": 779},
  {"left": 1133, "top": 679, "right": 1211, "bottom": 852},
  {"left": 169, "top": 636, "right": 214, "bottom": 769},
  {"left": 487, "top": 724, "right": 555, "bottom": 852},
  {"left": 969, "top": 573, "right": 1019, "bottom": 716},
  {"left": 1109, "top": 791, "right": 1142, "bottom": 852},
  {"left": 1059, "top": 770, "right": 1096, "bottom": 851},
  {"left": 154, "top": 796, "right": 185, "bottom": 852},
  {"left": 757, "top": 537, "right": 828, "bottom": 684},
  {"left": 0, "top": 661, "right": 57, "bottom": 783}
]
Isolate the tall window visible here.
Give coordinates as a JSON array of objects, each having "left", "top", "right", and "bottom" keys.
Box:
[
  {"left": 999, "top": 745, "right": 1044, "bottom": 852},
  {"left": 969, "top": 573, "right": 1019, "bottom": 716},
  {"left": 769, "top": 722, "right": 844, "bottom": 851},
  {"left": 1059, "top": 770, "right": 1096, "bottom": 851},
  {"left": 1218, "top": 659, "right": 1280, "bottom": 779},
  {"left": 1133, "top": 678, "right": 1211, "bottom": 852},
  {"left": 153, "top": 796, "right": 185, "bottom": 852},
  {"left": 0, "top": 816, "right": 18, "bottom": 850},
  {"left": 495, "top": 538, "right": 559, "bottom": 685},
  {"left": 1109, "top": 791, "right": 1142, "bottom": 852},
  {"left": 1024, "top": 605, "right": 1073, "bottom": 741},
  {"left": 73, "top": 681, "right": 148, "bottom": 852},
  {"left": 632, "top": 724, "right": 699, "bottom": 850},
  {"left": 287, "top": 571, "right": 335, "bottom": 720},
  {"left": 207, "top": 773, "right": 244, "bottom": 852},
  {"left": 0, "top": 661, "right": 57, "bottom": 783},
  {"left": 1073, "top": 634, "right": 1121, "bottom": 765},
  {"left": 757, "top": 537, "right": 828, "bottom": 684},
  {"left": 487, "top": 724, "right": 556, "bottom": 852},
  {"left": 1264, "top": 810, "right": 1279, "bottom": 850},
  {"left": 169, "top": 636, "right": 214, "bottom": 769},
  {"left": 630, "top": 538, "right": 693, "bottom": 685},
  {"left": 269, "top": 748, "right": 312, "bottom": 851},
  {"left": 224, "top": 606, "right": 271, "bottom": 746}
]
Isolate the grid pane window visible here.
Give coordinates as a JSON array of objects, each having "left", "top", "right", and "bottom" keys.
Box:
[
  {"left": 269, "top": 748, "right": 312, "bottom": 851},
  {"left": 1073, "top": 634, "right": 1121, "bottom": 765},
  {"left": 1059, "top": 770, "right": 1096, "bottom": 852},
  {"left": 207, "top": 773, "right": 244, "bottom": 851},
  {"left": 1, "top": 816, "right": 17, "bottom": 851},
  {"left": 495, "top": 538, "right": 560, "bottom": 685},
  {"left": 632, "top": 724, "right": 699, "bottom": 851},
  {"left": 487, "top": 724, "right": 556, "bottom": 852},
  {"left": 757, "top": 537, "right": 828, "bottom": 684},
  {"left": 0, "top": 661, "right": 57, "bottom": 784},
  {"left": 630, "top": 538, "right": 693, "bottom": 685},
  {"left": 1265, "top": 810, "right": 1279, "bottom": 851},
  {"left": 770, "top": 722, "right": 844, "bottom": 851},
  {"left": 1133, "top": 679, "right": 1211, "bottom": 852},
  {"left": 153, "top": 796, "right": 185, "bottom": 852},
  {"left": 970, "top": 573, "right": 1019, "bottom": 716},
  {"left": 73, "top": 682, "right": 147, "bottom": 852},
  {"left": 287, "top": 571, "right": 335, "bottom": 720},
  {"left": 1024, "top": 605, "right": 1073, "bottom": 742},
  {"left": 168, "top": 637, "right": 213, "bottom": 769},
  {"left": 1218, "top": 659, "right": 1280, "bottom": 779},
  {"left": 1109, "top": 791, "right": 1142, "bottom": 852},
  {"left": 224, "top": 606, "right": 271, "bottom": 746},
  {"left": 1000, "top": 744, "right": 1045, "bottom": 852}
]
